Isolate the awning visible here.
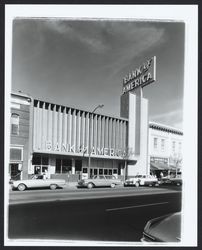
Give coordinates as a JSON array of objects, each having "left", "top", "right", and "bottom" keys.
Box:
[{"left": 150, "top": 162, "right": 177, "bottom": 171}]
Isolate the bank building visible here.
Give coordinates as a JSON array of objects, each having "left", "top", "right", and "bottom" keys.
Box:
[{"left": 9, "top": 57, "right": 183, "bottom": 182}]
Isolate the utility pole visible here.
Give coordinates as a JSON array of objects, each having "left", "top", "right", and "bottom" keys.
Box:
[{"left": 88, "top": 104, "right": 104, "bottom": 178}]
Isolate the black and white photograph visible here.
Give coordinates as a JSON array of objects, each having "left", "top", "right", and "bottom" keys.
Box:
[{"left": 4, "top": 5, "right": 198, "bottom": 247}]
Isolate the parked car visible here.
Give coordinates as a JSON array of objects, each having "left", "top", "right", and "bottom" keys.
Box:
[
  {"left": 169, "top": 177, "right": 182, "bottom": 186},
  {"left": 141, "top": 212, "right": 181, "bottom": 242},
  {"left": 11, "top": 175, "right": 66, "bottom": 191},
  {"left": 77, "top": 175, "right": 122, "bottom": 189},
  {"left": 124, "top": 175, "right": 158, "bottom": 187},
  {"left": 160, "top": 176, "right": 182, "bottom": 186}
]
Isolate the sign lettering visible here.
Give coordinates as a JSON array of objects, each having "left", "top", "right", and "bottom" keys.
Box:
[{"left": 123, "top": 56, "right": 156, "bottom": 94}]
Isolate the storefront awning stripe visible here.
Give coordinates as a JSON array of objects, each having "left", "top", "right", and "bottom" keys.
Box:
[{"left": 150, "top": 162, "right": 177, "bottom": 170}]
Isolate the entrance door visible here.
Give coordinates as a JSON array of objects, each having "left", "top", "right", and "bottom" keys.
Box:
[{"left": 10, "top": 163, "right": 21, "bottom": 180}]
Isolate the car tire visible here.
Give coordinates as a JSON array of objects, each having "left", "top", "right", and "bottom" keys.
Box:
[
  {"left": 135, "top": 182, "right": 139, "bottom": 187},
  {"left": 111, "top": 183, "right": 115, "bottom": 188},
  {"left": 87, "top": 183, "right": 94, "bottom": 189},
  {"left": 50, "top": 184, "right": 57, "bottom": 190},
  {"left": 17, "top": 183, "right": 26, "bottom": 191}
]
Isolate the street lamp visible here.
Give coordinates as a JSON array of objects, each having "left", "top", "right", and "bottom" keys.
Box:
[{"left": 88, "top": 104, "right": 104, "bottom": 178}]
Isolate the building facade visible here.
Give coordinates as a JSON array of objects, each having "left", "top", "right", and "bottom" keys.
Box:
[
  {"left": 148, "top": 122, "right": 183, "bottom": 178},
  {"left": 9, "top": 92, "right": 32, "bottom": 180},
  {"left": 9, "top": 92, "right": 183, "bottom": 181},
  {"left": 31, "top": 99, "right": 129, "bottom": 181}
]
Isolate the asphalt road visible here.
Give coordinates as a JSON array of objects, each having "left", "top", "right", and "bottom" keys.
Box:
[{"left": 8, "top": 186, "right": 182, "bottom": 242}]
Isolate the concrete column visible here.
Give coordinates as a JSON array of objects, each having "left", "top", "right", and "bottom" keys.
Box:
[
  {"left": 49, "top": 156, "right": 56, "bottom": 174},
  {"left": 72, "top": 158, "right": 75, "bottom": 174}
]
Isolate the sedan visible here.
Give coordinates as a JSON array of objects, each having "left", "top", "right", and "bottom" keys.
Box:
[
  {"left": 77, "top": 175, "right": 122, "bottom": 189},
  {"left": 141, "top": 212, "right": 181, "bottom": 242},
  {"left": 11, "top": 175, "right": 66, "bottom": 191},
  {"left": 124, "top": 175, "right": 159, "bottom": 187}
]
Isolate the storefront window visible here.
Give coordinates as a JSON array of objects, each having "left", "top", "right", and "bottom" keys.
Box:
[
  {"left": 62, "top": 166, "right": 71, "bottom": 173},
  {"left": 82, "top": 168, "right": 87, "bottom": 173},
  {"left": 42, "top": 166, "right": 48, "bottom": 172},
  {"left": 42, "top": 156, "right": 48, "bottom": 165},
  {"left": 56, "top": 158, "right": 72, "bottom": 174},
  {"left": 99, "top": 169, "right": 103, "bottom": 175},
  {"left": 104, "top": 169, "right": 108, "bottom": 175},
  {"left": 75, "top": 160, "right": 82, "bottom": 172},
  {"left": 113, "top": 169, "right": 117, "bottom": 174},
  {"left": 56, "top": 159, "right": 62, "bottom": 173},
  {"left": 32, "top": 155, "right": 41, "bottom": 165}
]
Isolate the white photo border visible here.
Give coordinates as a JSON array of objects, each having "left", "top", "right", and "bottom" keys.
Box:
[{"left": 5, "top": 4, "right": 198, "bottom": 247}]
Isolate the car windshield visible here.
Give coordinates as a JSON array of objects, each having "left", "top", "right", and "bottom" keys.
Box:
[{"left": 36, "top": 175, "right": 44, "bottom": 179}]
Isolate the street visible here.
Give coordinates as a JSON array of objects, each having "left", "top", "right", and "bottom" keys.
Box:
[{"left": 8, "top": 185, "right": 182, "bottom": 242}]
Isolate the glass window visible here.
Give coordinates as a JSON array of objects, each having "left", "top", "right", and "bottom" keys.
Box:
[
  {"left": 37, "top": 175, "right": 43, "bottom": 179},
  {"left": 113, "top": 169, "right": 118, "bottom": 174},
  {"left": 99, "top": 169, "right": 103, "bottom": 175},
  {"left": 42, "top": 166, "right": 48, "bottom": 172},
  {"left": 104, "top": 169, "right": 108, "bottom": 175},
  {"left": 10, "top": 148, "right": 22, "bottom": 161},
  {"left": 109, "top": 169, "right": 112, "bottom": 175},
  {"left": 172, "top": 141, "right": 176, "bottom": 152},
  {"left": 179, "top": 142, "right": 182, "bottom": 152},
  {"left": 75, "top": 160, "right": 82, "bottom": 171},
  {"left": 94, "top": 168, "right": 98, "bottom": 175},
  {"left": 56, "top": 159, "right": 62, "bottom": 173},
  {"left": 161, "top": 139, "right": 165, "bottom": 151},
  {"left": 42, "top": 156, "right": 48, "bottom": 165},
  {"left": 32, "top": 155, "right": 41, "bottom": 165},
  {"left": 11, "top": 113, "right": 19, "bottom": 135},
  {"left": 63, "top": 159, "right": 72, "bottom": 166},
  {"left": 34, "top": 166, "right": 41, "bottom": 174},
  {"left": 105, "top": 176, "right": 111, "bottom": 179},
  {"left": 62, "top": 166, "right": 71, "bottom": 173},
  {"left": 154, "top": 138, "right": 158, "bottom": 149},
  {"left": 82, "top": 168, "right": 87, "bottom": 173}
]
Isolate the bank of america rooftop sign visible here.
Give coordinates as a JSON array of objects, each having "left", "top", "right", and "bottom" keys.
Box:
[{"left": 122, "top": 56, "right": 156, "bottom": 94}]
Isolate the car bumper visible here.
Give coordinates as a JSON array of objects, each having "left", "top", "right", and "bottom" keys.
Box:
[
  {"left": 77, "top": 182, "right": 88, "bottom": 188},
  {"left": 124, "top": 181, "right": 134, "bottom": 186}
]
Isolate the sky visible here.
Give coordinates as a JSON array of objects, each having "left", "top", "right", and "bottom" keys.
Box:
[{"left": 11, "top": 18, "right": 185, "bottom": 129}]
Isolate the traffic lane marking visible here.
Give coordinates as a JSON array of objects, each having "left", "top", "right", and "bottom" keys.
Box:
[{"left": 105, "top": 202, "right": 169, "bottom": 212}]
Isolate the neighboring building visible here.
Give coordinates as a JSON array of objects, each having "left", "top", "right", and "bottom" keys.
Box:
[
  {"left": 148, "top": 122, "right": 183, "bottom": 178},
  {"left": 9, "top": 92, "right": 32, "bottom": 180}
]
